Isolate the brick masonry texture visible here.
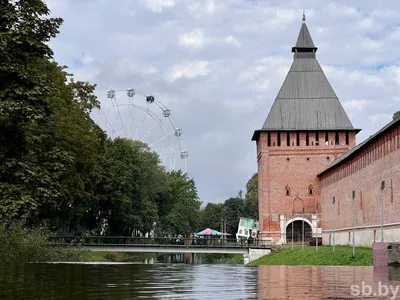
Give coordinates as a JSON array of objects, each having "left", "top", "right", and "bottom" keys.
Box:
[
  {"left": 319, "top": 123, "right": 400, "bottom": 241},
  {"left": 256, "top": 130, "right": 356, "bottom": 241},
  {"left": 255, "top": 121, "right": 400, "bottom": 246}
]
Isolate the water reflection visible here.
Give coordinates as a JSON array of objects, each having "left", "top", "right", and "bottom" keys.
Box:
[
  {"left": 1, "top": 264, "right": 400, "bottom": 299},
  {"left": 0, "top": 263, "right": 257, "bottom": 300},
  {"left": 257, "top": 265, "right": 400, "bottom": 299}
]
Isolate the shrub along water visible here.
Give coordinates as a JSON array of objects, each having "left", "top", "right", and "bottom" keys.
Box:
[{"left": 0, "top": 222, "right": 86, "bottom": 263}]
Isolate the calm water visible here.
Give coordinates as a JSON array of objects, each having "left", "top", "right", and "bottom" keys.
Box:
[{"left": 1, "top": 263, "right": 400, "bottom": 299}]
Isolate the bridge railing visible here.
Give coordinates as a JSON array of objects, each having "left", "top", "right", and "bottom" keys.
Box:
[{"left": 47, "top": 236, "right": 271, "bottom": 249}]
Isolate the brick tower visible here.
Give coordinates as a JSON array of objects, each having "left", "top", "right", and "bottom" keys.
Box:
[{"left": 252, "top": 15, "right": 360, "bottom": 244}]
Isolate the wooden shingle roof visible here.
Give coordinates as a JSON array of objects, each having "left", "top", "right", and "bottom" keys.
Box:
[{"left": 252, "top": 19, "right": 359, "bottom": 141}]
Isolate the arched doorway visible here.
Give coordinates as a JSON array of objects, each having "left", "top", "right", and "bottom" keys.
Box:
[{"left": 286, "top": 220, "right": 312, "bottom": 243}]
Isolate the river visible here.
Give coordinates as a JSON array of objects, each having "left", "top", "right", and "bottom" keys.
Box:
[{"left": 1, "top": 263, "right": 400, "bottom": 299}]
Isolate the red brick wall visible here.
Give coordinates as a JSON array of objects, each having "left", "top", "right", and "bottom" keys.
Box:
[
  {"left": 320, "top": 124, "right": 400, "bottom": 232},
  {"left": 256, "top": 130, "right": 356, "bottom": 240}
]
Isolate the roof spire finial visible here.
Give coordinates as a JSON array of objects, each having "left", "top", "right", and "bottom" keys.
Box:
[{"left": 302, "top": 10, "right": 306, "bottom": 22}]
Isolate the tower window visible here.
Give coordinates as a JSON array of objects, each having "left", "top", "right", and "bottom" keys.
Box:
[
  {"left": 296, "top": 132, "right": 300, "bottom": 146},
  {"left": 307, "top": 157, "right": 310, "bottom": 161},
  {"left": 325, "top": 132, "right": 329, "bottom": 145},
  {"left": 267, "top": 132, "right": 271, "bottom": 147},
  {"left": 277, "top": 132, "right": 281, "bottom": 146},
  {"left": 316, "top": 132, "right": 319, "bottom": 145},
  {"left": 391, "top": 180, "right": 394, "bottom": 203},
  {"left": 287, "top": 157, "right": 290, "bottom": 161},
  {"left": 345, "top": 132, "right": 349, "bottom": 145},
  {"left": 285, "top": 185, "right": 291, "bottom": 196},
  {"left": 287, "top": 132, "right": 290, "bottom": 146},
  {"left": 306, "top": 132, "right": 309, "bottom": 146},
  {"left": 335, "top": 132, "right": 339, "bottom": 145},
  {"left": 309, "top": 185, "right": 313, "bottom": 195}
]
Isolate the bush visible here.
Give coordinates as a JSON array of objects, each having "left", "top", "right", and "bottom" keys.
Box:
[
  {"left": 105, "top": 253, "right": 117, "bottom": 262},
  {"left": 0, "top": 221, "right": 87, "bottom": 263}
]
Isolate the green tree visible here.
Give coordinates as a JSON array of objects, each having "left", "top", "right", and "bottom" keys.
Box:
[
  {"left": 222, "top": 197, "right": 245, "bottom": 235},
  {"left": 0, "top": 0, "right": 104, "bottom": 227},
  {"left": 96, "top": 138, "right": 166, "bottom": 236},
  {"left": 164, "top": 171, "right": 201, "bottom": 236},
  {"left": 0, "top": 1, "right": 71, "bottom": 222},
  {"left": 393, "top": 111, "right": 400, "bottom": 120},
  {"left": 244, "top": 173, "right": 258, "bottom": 220},
  {"left": 198, "top": 202, "right": 224, "bottom": 231}
]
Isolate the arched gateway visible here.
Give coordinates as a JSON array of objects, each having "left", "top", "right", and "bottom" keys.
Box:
[{"left": 286, "top": 219, "right": 313, "bottom": 243}]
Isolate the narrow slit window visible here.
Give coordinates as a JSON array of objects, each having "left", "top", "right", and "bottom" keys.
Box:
[
  {"left": 325, "top": 132, "right": 329, "bottom": 145},
  {"left": 277, "top": 132, "right": 281, "bottom": 146},
  {"left": 267, "top": 132, "right": 271, "bottom": 147},
  {"left": 335, "top": 132, "right": 339, "bottom": 145},
  {"left": 308, "top": 185, "right": 313, "bottom": 195},
  {"left": 306, "top": 132, "right": 309, "bottom": 146},
  {"left": 285, "top": 185, "right": 290, "bottom": 196},
  {"left": 287, "top": 132, "right": 290, "bottom": 146},
  {"left": 345, "top": 132, "right": 349, "bottom": 145},
  {"left": 316, "top": 132, "right": 319, "bottom": 145},
  {"left": 296, "top": 132, "right": 300, "bottom": 146}
]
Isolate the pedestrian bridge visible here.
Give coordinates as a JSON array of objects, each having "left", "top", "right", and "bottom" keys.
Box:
[{"left": 49, "top": 236, "right": 272, "bottom": 255}]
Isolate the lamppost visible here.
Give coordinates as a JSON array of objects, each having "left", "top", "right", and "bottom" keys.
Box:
[
  {"left": 302, "top": 207, "right": 305, "bottom": 251},
  {"left": 291, "top": 210, "right": 294, "bottom": 250},
  {"left": 380, "top": 180, "right": 385, "bottom": 242},
  {"left": 352, "top": 190, "right": 355, "bottom": 258},
  {"left": 332, "top": 196, "right": 335, "bottom": 253},
  {"left": 316, "top": 202, "right": 318, "bottom": 253}
]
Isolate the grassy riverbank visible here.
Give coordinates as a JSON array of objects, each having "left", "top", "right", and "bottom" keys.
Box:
[{"left": 249, "top": 246, "right": 373, "bottom": 266}]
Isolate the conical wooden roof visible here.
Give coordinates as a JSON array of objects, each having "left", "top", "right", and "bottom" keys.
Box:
[{"left": 252, "top": 19, "right": 359, "bottom": 140}]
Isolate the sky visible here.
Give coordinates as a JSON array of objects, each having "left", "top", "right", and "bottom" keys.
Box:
[{"left": 46, "top": 0, "right": 400, "bottom": 204}]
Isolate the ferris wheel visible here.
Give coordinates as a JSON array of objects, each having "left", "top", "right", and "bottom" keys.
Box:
[{"left": 92, "top": 88, "right": 188, "bottom": 172}]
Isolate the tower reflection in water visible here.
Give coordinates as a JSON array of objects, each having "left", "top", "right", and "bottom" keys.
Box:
[{"left": 256, "top": 265, "right": 400, "bottom": 300}]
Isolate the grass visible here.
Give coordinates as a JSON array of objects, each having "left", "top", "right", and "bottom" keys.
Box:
[{"left": 249, "top": 246, "right": 373, "bottom": 266}]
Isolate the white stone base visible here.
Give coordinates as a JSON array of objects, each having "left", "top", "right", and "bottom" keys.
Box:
[
  {"left": 243, "top": 248, "right": 272, "bottom": 265},
  {"left": 322, "top": 227, "right": 400, "bottom": 247}
]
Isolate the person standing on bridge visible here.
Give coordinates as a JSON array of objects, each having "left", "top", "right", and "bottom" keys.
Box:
[{"left": 255, "top": 234, "right": 260, "bottom": 247}]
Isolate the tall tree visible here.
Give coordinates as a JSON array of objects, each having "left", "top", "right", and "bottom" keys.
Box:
[
  {"left": 393, "top": 111, "right": 400, "bottom": 120},
  {"left": 198, "top": 202, "right": 224, "bottom": 231},
  {"left": 0, "top": 1, "right": 68, "bottom": 222},
  {"left": 244, "top": 173, "right": 258, "bottom": 220},
  {"left": 221, "top": 197, "right": 245, "bottom": 235},
  {"left": 96, "top": 138, "right": 166, "bottom": 236},
  {"left": 164, "top": 171, "right": 201, "bottom": 236}
]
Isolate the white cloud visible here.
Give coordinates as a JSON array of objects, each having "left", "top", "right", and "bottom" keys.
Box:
[
  {"left": 187, "top": 0, "right": 222, "bottom": 18},
  {"left": 369, "top": 113, "right": 392, "bottom": 126},
  {"left": 360, "top": 37, "right": 382, "bottom": 51},
  {"left": 238, "top": 57, "right": 291, "bottom": 92},
  {"left": 47, "top": 0, "right": 400, "bottom": 203},
  {"left": 342, "top": 99, "right": 372, "bottom": 112},
  {"left": 224, "top": 35, "right": 241, "bottom": 46},
  {"left": 140, "top": 0, "right": 176, "bottom": 12},
  {"left": 178, "top": 29, "right": 206, "bottom": 48},
  {"left": 355, "top": 18, "right": 374, "bottom": 31},
  {"left": 166, "top": 60, "right": 210, "bottom": 82}
]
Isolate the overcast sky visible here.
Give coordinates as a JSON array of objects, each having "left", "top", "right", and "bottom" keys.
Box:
[{"left": 47, "top": 0, "right": 400, "bottom": 204}]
